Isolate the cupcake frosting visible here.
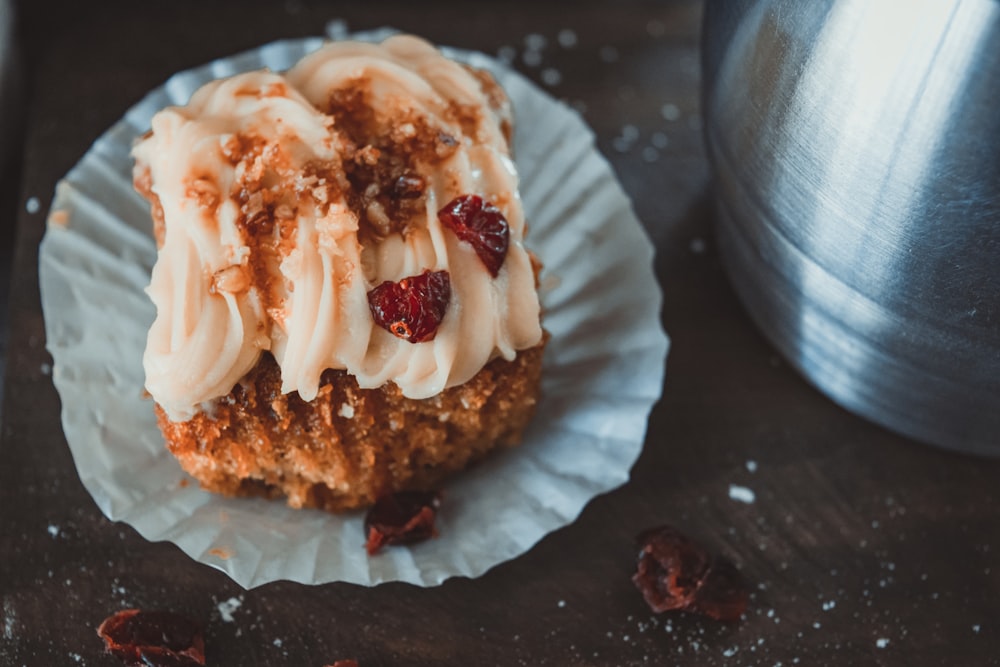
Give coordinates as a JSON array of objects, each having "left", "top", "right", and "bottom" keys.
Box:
[{"left": 134, "top": 35, "right": 542, "bottom": 422}]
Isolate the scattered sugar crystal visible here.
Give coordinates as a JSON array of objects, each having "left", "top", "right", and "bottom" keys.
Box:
[
  {"left": 660, "top": 103, "right": 681, "bottom": 121},
  {"left": 876, "top": 638, "right": 889, "bottom": 649},
  {"left": 40, "top": 363, "right": 52, "bottom": 376},
  {"left": 729, "top": 484, "right": 756, "bottom": 504},
  {"left": 522, "top": 50, "right": 543, "bottom": 67},
  {"left": 557, "top": 600, "right": 566, "bottom": 608},
  {"left": 722, "top": 646, "right": 738, "bottom": 657},
  {"left": 813, "top": 622, "right": 821, "bottom": 629},
  {"left": 651, "top": 132, "right": 669, "bottom": 149},
  {"left": 822, "top": 601, "right": 836, "bottom": 611},
  {"left": 541, "top": 68, "right": 562, "bottom": 86},
  {"left": 338, "top": 403, "right": 355, "bottom": 419},
  {"left": 557, "top": 29, "right": 578, "bottom": 48},
  {"left": 621, "top": 125, "right": 640, "bottom": 142},
  {"left": 745, "top": 459, "right": 758, "bottom": 472},
  {"left": 26, "top": 197, "right": 40, "bottom": 214},
  {"left": 599, "top": 46, "right": 619, "bottom": 63},
  {"left": 218, "top": 596, "right": 243, "bottom": 623},
  {"left": 3, "top": 603, "right": 15, "bottom": 640},
  {"left": 497, "top": 45, "right": 517, "bottom": 65},
  {"left": 274, "top": 638, "right": 283, "bottom": 647},
  {"left": 47, "top": 524, "right": 59, "bottom": 538},
  {"left": 524, "top": 33, "right": 547, "bottom": 51},
  {"left": 973, "top": 624, "right": 981, "bottom": 633},
  {"left": 326, "top": 19, "right": 349, "bottom": 40}
]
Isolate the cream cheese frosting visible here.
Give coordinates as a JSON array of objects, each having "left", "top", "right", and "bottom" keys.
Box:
[{"left": 134, "top": 35, "right": 542, "bottom": 422}]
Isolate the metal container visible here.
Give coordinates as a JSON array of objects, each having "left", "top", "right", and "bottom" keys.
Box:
[
  {"left": 0, "top": 0, "right": 19, "bottom": 169},
  {"left": 702, "top": 0, "right": 1000, "bottom": 455}
]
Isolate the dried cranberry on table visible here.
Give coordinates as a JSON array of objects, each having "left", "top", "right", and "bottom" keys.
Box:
[
  {"left": 367, "top": 270, "right": 451, "bottom": 343},
  {"left": 437, "top": 194, "right": 510, "bottom": 277},
  {"left": 97, "top": 609, "right": 205, "bottom": 666},
  {"left": 364, "top": 490, "right": 442, "bottom": 555},
  {"left": 632, "top": 524, "right": 749, "bottom": 622}
]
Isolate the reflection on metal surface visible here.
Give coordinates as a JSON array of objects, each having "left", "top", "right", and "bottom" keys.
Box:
[
  {"left": 0, "top": 0, "right": 19, "bottom": 164},
  {"left": 703, "top": 0, "right": 1000, "bottom": 454}
]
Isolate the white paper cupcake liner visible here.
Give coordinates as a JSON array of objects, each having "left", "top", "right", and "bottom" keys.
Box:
[{"left": 38, "top": 30, "right": 669, "bottom": 588}]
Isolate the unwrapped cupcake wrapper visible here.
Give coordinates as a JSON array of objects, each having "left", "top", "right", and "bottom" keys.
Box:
[{"left": 38, "top": 29, "right": 670, "bottom": 588}]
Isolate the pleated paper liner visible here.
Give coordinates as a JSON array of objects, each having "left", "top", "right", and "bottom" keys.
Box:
[{"left": 39, "top": 31, "right": 669, "bottom": 588}]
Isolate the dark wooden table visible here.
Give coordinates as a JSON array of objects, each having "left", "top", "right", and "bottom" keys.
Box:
[{"left": 3, "top": 2, "right": 998, "bottom": 665}]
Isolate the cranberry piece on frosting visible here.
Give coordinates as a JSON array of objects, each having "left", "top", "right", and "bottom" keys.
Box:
[
  {"left": 367, "top": 270, "right": 451, "bottom": 343},
  {"left": 437, "top": 195, "right": 510, "bottom": 276}
]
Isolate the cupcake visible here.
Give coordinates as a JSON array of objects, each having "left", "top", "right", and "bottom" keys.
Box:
[{"left": 132, "top": 35, "right": 545, "bottom": 512}]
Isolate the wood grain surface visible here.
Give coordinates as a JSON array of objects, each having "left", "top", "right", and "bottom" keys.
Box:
[{"left": 2, "top": 2, "right": 998, "bottom": 665}]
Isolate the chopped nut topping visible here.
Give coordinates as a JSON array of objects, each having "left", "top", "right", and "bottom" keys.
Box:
[{"left": 212, "top": 265, "right": 250, "bottom": 294}]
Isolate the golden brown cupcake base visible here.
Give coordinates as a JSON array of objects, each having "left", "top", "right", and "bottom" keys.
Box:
[{"left": 156, "top": 338, "right": 546, "bottom": 512}]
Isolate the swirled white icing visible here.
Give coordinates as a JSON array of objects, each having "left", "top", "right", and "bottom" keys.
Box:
[{"left": 134, "top": 35, "right": 542, "bottom": 422}]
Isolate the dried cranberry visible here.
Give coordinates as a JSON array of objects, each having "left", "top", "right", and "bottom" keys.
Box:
[
  {"left": 367, "top": 270, "right": 450, "bottom": 343},
  {"left": 97, "top": 609, "right": 205, "bottom": 666},
  {"left": 324, "top": 661, "right": 360, "bottom": 667},
  {"left": 364, "top": 490, "right": 442, "bottom": 555},
  {"left": 437, "top": 195, "right": 509, "bottom": 276},
  {"left": 632, "top": 525, "right": 748, "bottom": 622},
  {"left": 688, "top": 556, "right": 749, "bottom": 621}
]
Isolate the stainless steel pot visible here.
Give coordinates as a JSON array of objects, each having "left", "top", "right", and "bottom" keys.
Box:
[
  {"left": 0, "top": 0, "right": 19, "bottom": 170},
  {"left": 702, "top": 0, "right": 1000, "bottom": 455}
]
